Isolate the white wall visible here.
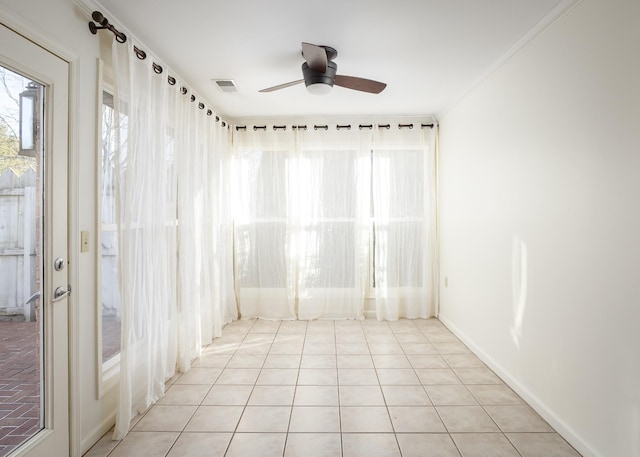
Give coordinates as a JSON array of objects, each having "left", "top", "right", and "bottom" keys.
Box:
[
  {"left": 0, "top": 0, "right": 117, "bottom": 454},
  {"left": 438, "top": 0, "right": 640, "bottom": 456}
]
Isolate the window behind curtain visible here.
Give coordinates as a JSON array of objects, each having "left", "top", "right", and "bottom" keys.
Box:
[
  {"left": 372, "top": 148, "right": 426, "bottom": 288},
  {"left": 100, "top": 91, "right": 123, "bottom": 365},
  {"left": 296, "top": 149, "right": 359, "bottom": 290},
  {"left": 232, "top": 125, "right": 436, "bottom": 320},
  {"left": 233, "top": 143, "right": 370, "bottom": 319},
  {"left": 235, "top": 150, "right": 288, "bottom": 289}
]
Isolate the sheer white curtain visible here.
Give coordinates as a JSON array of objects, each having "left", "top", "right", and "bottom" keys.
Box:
[
  {"left": 210, "top": 125, "right": 237, "bottom": 326},
  {"left": 111, "top": 38, "right": 235, "bottom": 439},
  {"left": 233, "top": 129, "right": 296, "bottom": 319},
  {"left": 372, "top": 126, "right": 438, "bottom": 319},
  {"left": 111, "top": 39, "right": 178, "bottom": 440},
  {"left": 175, "top": 95, "right": 237, "bottom": 370},
  {"left": 293, "top": 127, "right": 372, "bottom": 319},
  {"left": 176, "top": 100, "right": 211, "bottom": 370},
  {"left": 233, "top": 123, "right": 437, "bottom": 321},
  {"left": 233, "top": 126, "right": 373, "bottom": 320}
]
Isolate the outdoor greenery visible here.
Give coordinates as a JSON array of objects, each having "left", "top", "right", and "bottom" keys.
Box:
[{"left": 0, "top": 123, "right": 35, "bottom": 176}]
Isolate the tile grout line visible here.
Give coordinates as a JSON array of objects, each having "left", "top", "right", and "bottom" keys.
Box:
[
  {"left": 335, "top": 319, "right": 344, "bottom": 457},
  {"left": 437, "top": 334, "right": 525, "bottom": 457},
  {"left": 169, "top": 339, "right": 238, "bottom": 456},
  {"left": 422, "top": 322, "right": 468, "bottom": 457},
  {"left": 223, "top": 318, "right": 260, "bottom": 457},
  {"left": 282, "top": 319, "right": 308, "bottom": 457},
  {"left": 177, "top": 319, "right": 255, "bottom": 457},
  {"left": 390, "top": 320, "right": 406, "bottom": 456}
]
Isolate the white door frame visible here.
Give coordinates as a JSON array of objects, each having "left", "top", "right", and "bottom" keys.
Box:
[{"left": 0, "top": 8, "right": 80, "bottom": 457}]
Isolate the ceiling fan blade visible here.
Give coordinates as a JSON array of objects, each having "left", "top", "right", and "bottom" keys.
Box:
[
  {"left": 259, "top": 79, "right": 304, "bottom": 93},
  {"left": 301, "top": 42, "right": 327, "bottom": 73},
  {"left": 334, "top": 75, "right": 387, "bottom": 94}
]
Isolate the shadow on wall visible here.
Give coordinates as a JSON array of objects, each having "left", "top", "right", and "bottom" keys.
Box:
[{"left": 510, "top": 236, "right": 528, "bottom": 349}]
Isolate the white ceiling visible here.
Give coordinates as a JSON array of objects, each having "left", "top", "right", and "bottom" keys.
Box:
[{"left": 97, "top": 0, "right": 565, "bottom": 121}]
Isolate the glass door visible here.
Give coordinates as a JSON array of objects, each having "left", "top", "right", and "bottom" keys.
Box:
[{"left": 0, "top": 23, "right": 69, "bottom": 457}]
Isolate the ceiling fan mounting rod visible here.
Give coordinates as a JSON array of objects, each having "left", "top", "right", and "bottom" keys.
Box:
[{"left": 320, "top": 45, "right": 338, "bottom": 61}]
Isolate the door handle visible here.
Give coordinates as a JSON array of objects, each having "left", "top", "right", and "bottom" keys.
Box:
[{"left": 52, "top": 285, "right": 71, "bottom": 303}]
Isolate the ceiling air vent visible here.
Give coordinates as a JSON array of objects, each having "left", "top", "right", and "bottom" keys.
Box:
[{"left": 213, "top": 79, "right": 238, "bottom": 93}]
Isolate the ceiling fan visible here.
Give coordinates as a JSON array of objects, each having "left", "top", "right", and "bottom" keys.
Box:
[{"left": 259, "top": 42, "right": 387, "bottom": 95}]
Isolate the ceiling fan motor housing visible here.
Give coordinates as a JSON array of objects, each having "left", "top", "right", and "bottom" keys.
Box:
[{"left": 302, "top": 61, "right": 337, "bottom": 88}]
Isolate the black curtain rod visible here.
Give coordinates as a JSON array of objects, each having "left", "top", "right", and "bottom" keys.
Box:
[
  {"left": 235, "top": 123, "right": 435, "bottom": 131},
  {"left": 88, "top": 10, "right": 229, "bottom": 128},
  {"left": 87, "top": 11, "right": 436, "bottom": 134},
  {"left": 88, "top": 11, "right": 126, "bottom": 43}
]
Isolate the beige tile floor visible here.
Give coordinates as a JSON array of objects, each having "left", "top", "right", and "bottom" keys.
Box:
[{"left": 84, "top": 318, "right": 582, "bottom": 457}]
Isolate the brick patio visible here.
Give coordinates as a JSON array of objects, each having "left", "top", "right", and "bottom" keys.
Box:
[
  {"left": 0, "top": 316, "right": 121, "bottom": 456},
  {"left": 0, "top": 322, "right": 41, "bottom": 457},
  {"left": 102, "top": 316, "right": 121, "bottom": 363}
]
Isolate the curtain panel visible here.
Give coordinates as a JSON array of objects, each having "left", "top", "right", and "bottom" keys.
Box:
[
  {"left": 233, "top": 124, "right": 438, "bottom": 321},
  {"left": 110, "top": 38, "right": 236, "bottom": 440},
  {"left": 232, "top": 129, "right": 297, "bottom": 319},
  {"left": 372, "top": 126, "right": 438, "bottom": 319},
  {"left": 293, "top": 127, "right": 373, "bottom": 320}
]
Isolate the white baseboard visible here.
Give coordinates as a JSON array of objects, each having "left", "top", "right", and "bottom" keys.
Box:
[
  {"left": 438, "top": 314, "right": 601, "bottom": 457},
  {"left": 80, "top": 411, "right": 116, "bottom": 455}
]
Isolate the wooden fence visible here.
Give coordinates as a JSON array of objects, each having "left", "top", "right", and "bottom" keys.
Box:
[{"left": 0, "top": 169, "right": 38, "bottom": 321}]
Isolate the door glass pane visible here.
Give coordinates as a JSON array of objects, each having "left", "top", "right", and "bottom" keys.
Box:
[{"left": 0, "top": 66, "right": 44, "bottom": 455}]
